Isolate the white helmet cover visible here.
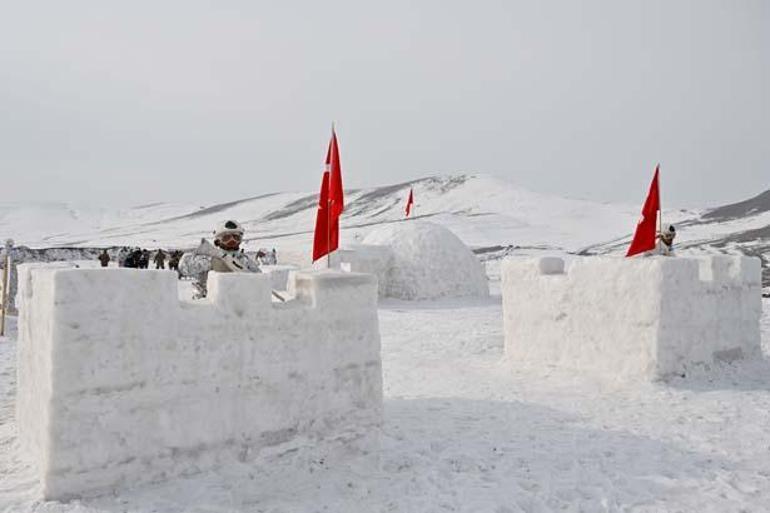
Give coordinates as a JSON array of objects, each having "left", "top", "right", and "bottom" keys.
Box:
[
  {"left": 661, "top": 223, "right": 676, "bottom": 237},
  {"left": 214, "top": 219, "right": 245, "bottom": 241}
]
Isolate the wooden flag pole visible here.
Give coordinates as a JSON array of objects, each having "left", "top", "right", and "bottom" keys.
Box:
[
  {"left": 0, "top": 240, "right": 11, "bottom": 338},
  {"left": 326, "top": 121, "right": 335, "bottom": 269},
  {"left": 658, "top": 164, "right": 662, "bottom": 243},
  {"left": 0, "top": 259, "right": 6, "bottom": 337},
  {"left": 326, "top": 196, "right": 331, "bottom": 269}
]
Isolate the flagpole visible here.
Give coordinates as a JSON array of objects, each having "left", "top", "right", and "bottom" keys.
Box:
[
  {"left": 658, "top": 164, "right": 662, "bottom": 241},
  {"left": 326, "top": 121, "right": 335, "bottom": 269},
  {"left": 0, "top": 240, "right": 11, "bottom": 337}
]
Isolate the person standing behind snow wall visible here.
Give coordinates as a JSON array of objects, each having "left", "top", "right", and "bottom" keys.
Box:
[
  {"left": 644, "top": 223, "right": 677, "bottom": 257},
  {"left": 192, "top": 220, "right": 261, "bottom": 299},
  {"left": 153, "top": 249, "right": 166, "bottom": 269},
  {"left": 98, "top": 250, "right": 110, "bottom": 267}
]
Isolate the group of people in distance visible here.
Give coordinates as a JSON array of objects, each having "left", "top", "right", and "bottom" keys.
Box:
[{"left": 98, "top": 247, "right": 183, "bottom": 271}]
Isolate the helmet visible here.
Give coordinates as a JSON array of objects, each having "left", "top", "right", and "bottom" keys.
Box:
[
  {"left": 661, "top": 223, "right": 676, "bottom": 238},
  {"left": 214, "top": 220, "right": 245, "bottom": 241}
]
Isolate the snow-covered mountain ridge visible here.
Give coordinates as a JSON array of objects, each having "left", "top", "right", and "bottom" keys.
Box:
[
  {"left": 0, "top": 174, "right": 657, "bottom": 251},
  {"left": 0, "top": 173, "right": 767, "bottom": 283},
  {"left": 582, "top": 186, "right": 770, "bottom": 286}
]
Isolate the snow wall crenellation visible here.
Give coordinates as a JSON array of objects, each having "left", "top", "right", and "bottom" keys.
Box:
[
  {"left": 15, "top": 265, "right": 383, "bottom": 500},
  {"left": 502, "top": 255, "right": 762, "bottom": 380}
]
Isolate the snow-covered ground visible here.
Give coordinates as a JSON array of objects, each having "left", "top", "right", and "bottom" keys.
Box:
[{"left": 1, "top": 284, "right": 769, "bottom": 512}]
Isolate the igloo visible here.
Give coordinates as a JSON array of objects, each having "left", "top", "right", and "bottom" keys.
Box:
[
  {"left": 501, "top": 255, "right": 762, "bottom": 380},
  {"left": 15, "top": 265, "right": 382, "bottom": 500},
  {"left": 332, "top": 221, "right": 489, "bottom": 300}
]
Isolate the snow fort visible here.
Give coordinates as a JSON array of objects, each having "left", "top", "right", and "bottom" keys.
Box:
[
  {"left": 502, "top": 255, "right": 762, "bottom": 380},
  {"left": 15, "top": 265, "right": 383, "bottom": 500},
  {"left": 331, "top": 221, "right": 489, "bottom": 300}
]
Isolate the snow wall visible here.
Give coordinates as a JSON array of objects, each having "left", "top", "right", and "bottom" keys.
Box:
[
  {"left": 259, "top": 264, "right": 299, "bottom": 290},
  {"left": 331, "top": 221, "right": 489, "bottom": 300},
  {"left": 502, "top": 255, "right": 762, "bottom": 380},
  {"left": 15, "top": 265, "right": 382, "bottom": 500}
]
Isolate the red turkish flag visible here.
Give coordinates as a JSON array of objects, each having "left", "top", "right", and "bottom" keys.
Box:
[
  {"left": 312, "top": 171, "right": 339, "bottom": 261},
  {"left": 327, "top": 130, "right": 344, "bottom": 218},
  {"left": 626, "top": 165, "right": 660, "bottom": 257},
  {"left": 312, "top": 129, "right": 344, "bottom": 262},
  {"left": 405, "top": 188, "right": 414, "bottom": 217}
]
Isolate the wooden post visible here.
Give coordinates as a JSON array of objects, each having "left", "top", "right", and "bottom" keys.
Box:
[
  {"left": 326, "top": 197, "right": 332, "bottom": 269},
  {"left": 0, "top": 239, "right": 12, "bottom": 338},
  {"left": 327, "top": 121, "right": 335, "bottom": 269},
  {"left": 658, "top": 164, "right": 662, "bottom": 239}
]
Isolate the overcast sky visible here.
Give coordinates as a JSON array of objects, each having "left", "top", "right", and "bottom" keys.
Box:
[{"left": 1, "top": 0, "right": 767, "bottom": 208}]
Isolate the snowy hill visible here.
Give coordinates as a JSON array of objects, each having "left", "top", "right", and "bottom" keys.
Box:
[
  {"left": 1, "top": 174, "right": 767, "bottom": 283},
  {"left": 0, "top": 174, "right": 647, "bottom": 254},
  {"left": 582, "top": 187, "right": 770, "bottom": 286}
]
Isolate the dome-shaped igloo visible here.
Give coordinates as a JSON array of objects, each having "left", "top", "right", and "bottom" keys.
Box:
[{"left": 360, "top": 221, "right": 489, "bottom": 300}]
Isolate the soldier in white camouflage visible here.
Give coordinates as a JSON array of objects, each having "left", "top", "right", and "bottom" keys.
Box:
[
  {"left": 192, "top": 220, "right": 260, "bottom": 299},
  {"left": 646, "top": 223, "right": 676, "bottom": 256}
]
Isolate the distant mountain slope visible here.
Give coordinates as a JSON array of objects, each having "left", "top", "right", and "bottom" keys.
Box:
[
  {"left": 582, "top": 188, "right": 770, "bottom": 287},
  {"left": 0, "top": 174, "right": 767, "bottom": 286},
  {"left": 701, "top": 189, "right": 770, "bottom": 222},
  {"left": 0, "top": 174, "right": 645, "bottom": 258}
]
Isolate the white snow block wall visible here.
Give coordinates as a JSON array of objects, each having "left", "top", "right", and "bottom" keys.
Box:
[
  {"left": 333, "top": 222, "right": 489, "bottom": 300},
  {"left": 502, "top": 256, "right": 762, "bottom": 380},
  {"left": 259, "top": 264, "right": 299, "bottom": 290},
  {"left": 329, "top": 244, "right": 394, "bottom": 292},
  {"left": 16, "top": 265, "right": 382, "bottom": 500}
]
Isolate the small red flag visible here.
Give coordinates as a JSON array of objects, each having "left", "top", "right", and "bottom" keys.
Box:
[
  {"left": 405, "top": 188, "right": 414, "bottom": 217},
  {"left": 327, "top": 130, "right": 344, "bottom": 218},
  {"left": 626, "top": 165, "right": 660, "bottom": 257},
  {"left": 312, "top": 171, "right": 339, "bottom": 261}
]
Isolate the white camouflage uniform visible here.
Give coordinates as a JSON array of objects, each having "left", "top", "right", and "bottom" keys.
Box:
[{"left": 191, "top": 221, "right": 261, "bottom": 299}]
